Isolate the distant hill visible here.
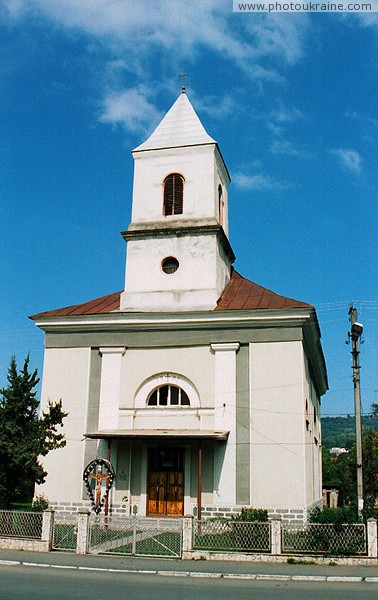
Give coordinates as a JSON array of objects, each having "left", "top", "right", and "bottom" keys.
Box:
[{"left": 321, "top": 415, "right": 378, "bottom": 454}]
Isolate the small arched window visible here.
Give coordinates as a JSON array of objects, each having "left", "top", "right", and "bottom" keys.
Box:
[
  {"left": 218, "top": 184, "right": 223, "bottom": 225},
  {"left": 147, "top": 384, "right": 190, "bottom": 407},
  {"left": 163, "top": 173, "right": 184, "bottom": 216}
]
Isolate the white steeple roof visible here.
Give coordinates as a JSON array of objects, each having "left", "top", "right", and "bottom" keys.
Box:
[{"left": 133, "top": 92, "right": 216, "bottom": 152}]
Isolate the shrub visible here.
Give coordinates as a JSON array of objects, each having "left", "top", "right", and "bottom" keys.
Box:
[
  {"left": 31, "top": 494, "right": 49, "bottom": 512},
  {"left": 233, "top": 507, "right": 268, "bottom": 522},
  {"left": 309, "top": 507, "right": 357, "bottom": 524}
]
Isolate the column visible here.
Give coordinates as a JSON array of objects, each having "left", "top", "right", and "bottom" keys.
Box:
[
  {"left": 211, "top": 342, "right": 239, "bottom": 505},
  {"left": 182, "top": 515, "right": 194, "bottom": 553},
  {"left": 76, "top": 509, "right": 90, "bottom": 555},
  {"left": 98, "top": 347, "right": 126, "bottom": 430},
  {"left": 41, "top": 509, "right": 55, "bottom": 550},
  {"left": 367, "top": 519, "right": 377, "bottom": 558},
  {"left": 270, "top": 516, "right": 282, "bottom": 555}
]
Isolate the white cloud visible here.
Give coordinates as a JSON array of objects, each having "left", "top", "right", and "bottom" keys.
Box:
[
  {"left": 233, "top": 171, "right": 289, "bottom": 191},
  {"left": 270, "top": 139, "right": 300, "bottom": 156},
  {"left": 1, "top": 2, "right": 311, "bottom": 135},
  {"left": 267, "top": 122, "right": 284, "bottom": 136},
  {"left": 0, "top": 0, "right": 24, "bottom": 17},
  {"left": 330, "top": 148, "right": 362, "bottom": 174},
  {"left": 344, "top": 111, "right": 378, "bottom": 129},
  {"left": 1, "top": 1, "right": 308, "bottom": 78},
  {"left": 99, "top": 88, "right": 163, "bottom": 134},
  {"left": 353, "top": 13, "right": 378, "bottom": 30},
  {"left": 270, "top": 104, "right": 305, "bottom": 124},
  {"left": 194, "top": 94, "right": 237, "bottom": 120},
  {"left": 242, "top": 14, "right": 310, "bottom": 65}
]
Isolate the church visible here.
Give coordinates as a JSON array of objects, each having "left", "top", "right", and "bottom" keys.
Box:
[{"left": 31, "top": 87, "right": 328, "bottom": 522}]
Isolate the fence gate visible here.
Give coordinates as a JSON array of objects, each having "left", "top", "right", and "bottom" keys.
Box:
[
  {"left": 89, "top": 515, "right": 183, "bottom": 558},
  {"left": 53, "top": 512, "right": 78, "bottom": 551}
]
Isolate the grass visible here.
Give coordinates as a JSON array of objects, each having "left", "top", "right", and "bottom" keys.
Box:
[{"left": 287, "top": 558, "right": 316, "bottom": 565}]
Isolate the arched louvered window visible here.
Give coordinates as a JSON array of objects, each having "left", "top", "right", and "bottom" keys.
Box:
[
  {"left": 163, "top": 173, "right": 184, "bottom": 216},
  {"left": 147, "top": 385, "right": 190, "bottom": 407}
]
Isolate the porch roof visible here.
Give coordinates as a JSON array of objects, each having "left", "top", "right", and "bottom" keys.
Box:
[{"left": 84, "top": 429, "right": 229, "bottom": 441}]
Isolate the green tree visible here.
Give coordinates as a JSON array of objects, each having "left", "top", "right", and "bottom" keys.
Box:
[
  {"left": 322, "top": 430, "right": 378, "bottom": 518},
  {"left": 361, "top": 430, "right": 378, "bottom": 512},
  {"left": 0, "top": 356, "right": 67, "bottom": 508},
  {"left": 322, "top": 452, "right": 355, "bottom": 507}
]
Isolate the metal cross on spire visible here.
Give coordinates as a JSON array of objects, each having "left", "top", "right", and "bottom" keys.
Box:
[{"left": 179, "top": 70, "right": 188, "bottom": 93}]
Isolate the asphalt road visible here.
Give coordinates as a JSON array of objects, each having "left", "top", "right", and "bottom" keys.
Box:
[{"left": 0, "top": 565, "right": 377, "bottom": 600}]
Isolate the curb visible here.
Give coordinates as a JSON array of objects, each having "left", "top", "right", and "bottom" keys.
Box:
[{"left": 0, "top": 560, "right": 377, "bottom": 583}]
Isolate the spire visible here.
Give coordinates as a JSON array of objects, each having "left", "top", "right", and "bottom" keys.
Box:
[
  {"left": 179, "top": 70, "right": 188, "bottom": 94},
  {"left": 133, "top": 92, "right": 216, "bottom": 152}
]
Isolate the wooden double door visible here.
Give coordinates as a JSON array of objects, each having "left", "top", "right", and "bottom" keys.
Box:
[{"left": 147, "top": 446, "right": 184, "bottom": 516}]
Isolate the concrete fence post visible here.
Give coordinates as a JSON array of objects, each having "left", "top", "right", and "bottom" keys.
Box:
[
  {"left": 269, "top": 516, "right": 282, "bottom": 555},
  {"left": 182, "top": 515, "right": 194, "bottom": 553},
  {"left": 367, "top": 518, "right": 377, "bottom": 558},
  {"left": 41, "top": 509, "right": 55, "bottom": 551},
  {"left": 76, "top": 509, "right": 91, "bottom": 555}
]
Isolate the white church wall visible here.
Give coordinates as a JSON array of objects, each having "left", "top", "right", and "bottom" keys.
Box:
[
  {"left": 122, "top": 231, "right": 230, "bottom": 311},
  {"left": 249, "top": 341, "right": 305, "bottom": 509},
  {"left": 36, "top": 347, "right": 91, "bottom": 503},
  {"left": 120, "top": 346, "right": 214, "bottom": 407},
  {"left": 213, "top": 146, "right": 230, "bottom": 236},
  {"left": 303, "top": 355, "right": 323, "bottom": 509},
  {"left": 131, "top": 145, "right": 219, "bottom": 224}
]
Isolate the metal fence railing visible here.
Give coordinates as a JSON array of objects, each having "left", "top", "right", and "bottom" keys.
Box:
[
  {"left": 53, "top": 512, "right": 77, "bottom": 551},
  {"left": 193, "top": 519, "right": 271, "bottom": 553},
  {"left": 89, "top": 515, "right": 183, "bottom": 558},
  {"left": 282, "top": 523, "right": 367, "bottom": 555},
  {"left": 0, "top": 510, "right": 43, "bottom": 539}
]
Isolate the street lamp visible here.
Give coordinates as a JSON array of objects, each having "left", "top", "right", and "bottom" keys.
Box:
[
  {"left": 351, "top": 322, "right": 363, "bottom": 342},
  {"left": 348, "top": 307, "right": 364, "bottom": 519}
]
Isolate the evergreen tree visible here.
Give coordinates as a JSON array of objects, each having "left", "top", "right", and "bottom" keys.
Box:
[{"left": 0, "top": 356, "right": 67, "bottom": 508}]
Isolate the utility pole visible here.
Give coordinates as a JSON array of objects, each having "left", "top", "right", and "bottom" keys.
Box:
[{"left": 348, "top": 306, "right": 364, "bottom": 519}]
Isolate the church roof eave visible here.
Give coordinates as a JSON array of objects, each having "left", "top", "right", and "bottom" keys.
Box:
[
  {"left": 30, "top": 271, "right": 314, "bottom": 319},
  {"left": 215, "top": 269, "right": 313, "bottom": 311}
]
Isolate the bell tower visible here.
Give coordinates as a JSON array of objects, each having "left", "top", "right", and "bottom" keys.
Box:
[{"left": 120, "top": 89, "right": 235, "bottom": 312}]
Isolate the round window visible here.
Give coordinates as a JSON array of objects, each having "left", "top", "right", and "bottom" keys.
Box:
[{"left": 161, "top": 257, "right": 179, "bottom": 274}]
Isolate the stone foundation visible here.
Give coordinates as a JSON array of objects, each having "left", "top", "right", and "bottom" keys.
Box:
[
  {"left": 49, "top": 499, "right": 321, "bottom": 523},
  {"left": 0, "top": 538, "right": 50, "bottom": 552},
  {"left": 191, "top": 504, "right": 309, "bottom": 524}
]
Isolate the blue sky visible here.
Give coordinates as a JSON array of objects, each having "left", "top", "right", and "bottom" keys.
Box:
[{"left": 0, "top": 1, "right": 377, "bottom": 417}]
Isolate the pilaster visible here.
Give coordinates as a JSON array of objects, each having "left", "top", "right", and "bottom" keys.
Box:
[
  {"left": 211, "top": 342, "right": 240, "bottom": 505},
  {"left": 98, "top": 347, "right": 126, "bottom": 430}
]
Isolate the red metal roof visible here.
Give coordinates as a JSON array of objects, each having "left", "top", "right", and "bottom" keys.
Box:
[
  {"left": 30, "top": 270, "right": 312, "bottom": 319},
  {"left": 215, "top": 269, "right": 313, "bottom": 311},
  {"left": 30, "top": 291, "right": 122, "bottom": 319}
]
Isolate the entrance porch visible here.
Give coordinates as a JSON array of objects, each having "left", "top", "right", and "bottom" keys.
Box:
[{"left": 84, "top": 429, "right": 229, "bottom": 518}]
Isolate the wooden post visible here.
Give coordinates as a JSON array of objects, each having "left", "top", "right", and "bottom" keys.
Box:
[
  {"left": 105, "top": 439, "right": 111, "bottom": 518},
  {"left": 197, "top": 441, "right": 202, "bottom": 521}
]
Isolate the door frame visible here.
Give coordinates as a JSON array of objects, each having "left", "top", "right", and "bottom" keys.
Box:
[
  {"left": 146, "top": 446, "right": 184, "bottom": 517},
  {"left": 140, "top": 443, "right": 191, "bottom": 517}
]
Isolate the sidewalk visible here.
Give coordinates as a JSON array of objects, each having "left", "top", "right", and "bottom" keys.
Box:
[{"left": 0, "top": 549, "right": 377, "bottom": 583}]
